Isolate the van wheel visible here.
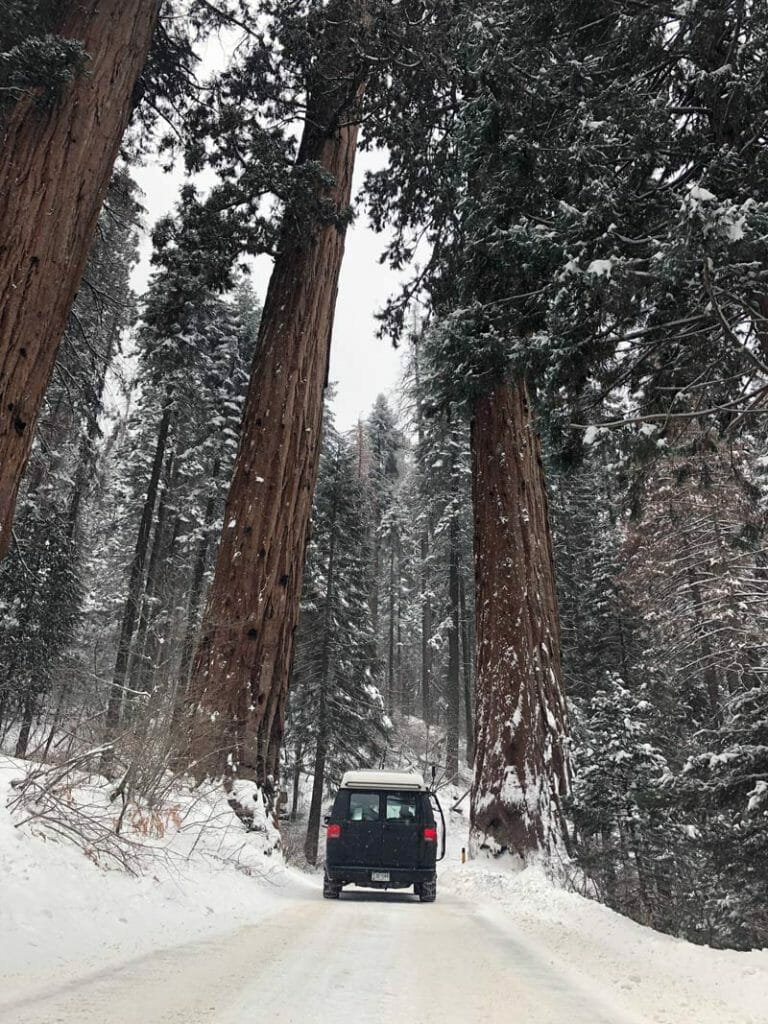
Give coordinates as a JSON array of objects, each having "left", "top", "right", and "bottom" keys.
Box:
[
  {"left": 323, "top": 873, "right": 341, "bottom": 899},
  {"left": 418, "top": 879, "right": 436, "bottom": 903}
]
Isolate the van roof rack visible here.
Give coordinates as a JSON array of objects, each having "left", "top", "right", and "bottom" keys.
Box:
[{"left": 341, "top": 769, "right": 428, "bottom": 792}]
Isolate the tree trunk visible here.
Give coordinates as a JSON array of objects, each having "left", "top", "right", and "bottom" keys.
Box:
[
  {"left": 396, "top": 558, "right": 404, "bottom": 713},
  {"left": 42, "top": 681, "right": 71, "bottom": 762},
  {"left": 137, "top": 510, "right": 181, "bottom": 699},
  {"left": 0, "top": 0, "right": 160, "bottom": 558},
  {"left": 291, "top": 744, "right": 303, "bottom": 822},
  {"left": 469, "top": 380, "right": 570, "bottom": 862},
  {"left": 459, "top": 569, "right": 474, "bottom": 766},
  {"left": 304, "top": 692, "right": 328, "bottom": 866},
  {"left": 371, "top": 530, "right": 381, "bottom": 637},
  {"left": 387, "top": 536, "right": 396, "bottom": 713},
  {"left": 101, "top": 399, "right": 172, "bottom": 770},
  {"left": 420, "top": 526, "right": 433, "bottom": 725},
  {"left": 186, "top": 60, "right": 366, "bottom": 802},
  {"left": 170, "top": 456, "right": 222, "bottom": 736},
  {"left": 304, "top": 484, "right": 338, "bottom": 865},
  {"left": 14, "top": 694, "right": 36, "bottom": 759},
  {"left": 446, "top": 506, "right": 461, "bottom": 781},
  {"left": 413, "top": 340, "right": 432, "bottom": 724},
  {"left": 128, "top": 452, "right": 175, "bottom": 699}
]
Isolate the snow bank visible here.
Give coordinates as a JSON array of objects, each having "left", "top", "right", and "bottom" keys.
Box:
[
  {"left": 4, "top": 756, "right": 767, "bottom": 1024},
  {"left": 440, "top": 828, "right": 768, "bottom": 1024},
  {"left": 0, "top": 756, "right": 310, "bottom": 1001}
]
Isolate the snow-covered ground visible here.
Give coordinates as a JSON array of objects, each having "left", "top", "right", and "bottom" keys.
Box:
[
  {"left": 0, "top": 755, "right": 308, "bottom": 1002},
  {"left": 1, "top": 756, "right": 766, "bottom": 1024}
]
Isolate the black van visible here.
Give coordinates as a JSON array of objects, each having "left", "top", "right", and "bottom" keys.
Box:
[{"left": 323, "top": 770, "right": 445, "bottom": 902}]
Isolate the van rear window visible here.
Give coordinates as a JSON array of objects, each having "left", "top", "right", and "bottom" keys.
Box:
[
  {"left": 386, "top": 792, "right": 418, "bottom": 822},
  {"left": 348, "top": 791, "right": 380, "bottom": 821}
]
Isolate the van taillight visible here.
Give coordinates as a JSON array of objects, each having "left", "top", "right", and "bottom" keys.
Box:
[
  {"left": 423, "top": 827, "right": 438, "bottom": 842},
  {"left": 327, "top": 824, "right": 342, "bottom": 839}
]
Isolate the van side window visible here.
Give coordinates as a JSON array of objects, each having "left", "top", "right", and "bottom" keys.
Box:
[
  {"left": 386, "top": 792, "right": 418, "bottom": 822},
  {"left": 348, "top": 791, "right": 380, "bottom": 821}
]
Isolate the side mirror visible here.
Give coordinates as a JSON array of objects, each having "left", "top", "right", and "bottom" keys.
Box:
[{"left": 323, "top": 814, "right": 331, "bottom": 826}]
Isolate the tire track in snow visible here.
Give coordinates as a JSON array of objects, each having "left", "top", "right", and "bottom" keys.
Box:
[{"left": 1, "top": 889, "right": 647, "bottom": 1023}]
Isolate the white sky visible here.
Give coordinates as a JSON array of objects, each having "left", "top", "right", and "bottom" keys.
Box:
[{"left": 131, "top": 149, "right": 406, "bottom": 430}]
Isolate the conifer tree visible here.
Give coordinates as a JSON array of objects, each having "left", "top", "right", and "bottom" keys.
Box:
[
  {"left": 0, "top": 0, "right": 161, "bottom": 557},
  {"left": 294, "top": 409, "right": 387, "bottom": 863},
  {"left": 184, "top": 2, "right": 375, "bottom": 808},
  {"left": 100, "top": 243, "right": 258, "bottom": 765},
  {"left": 0, "top": 168, "right": 140, "bottom": 755}
]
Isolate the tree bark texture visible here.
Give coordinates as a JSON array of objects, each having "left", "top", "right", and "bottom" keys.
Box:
[
  {"left": 186, "top": 71, "right": 366, "bottom": 799},
  {"left": 0, "top": 0, "right": 160, "bottom": 558},
  {"left": 469, "top": 380, "right": 571, "bottom": 861}
]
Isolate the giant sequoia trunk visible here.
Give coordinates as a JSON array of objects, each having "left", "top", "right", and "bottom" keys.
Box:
[
  {"left": 0, "top": 0, "right": 160, "bottom": 558},
  {"left": 469, "top": 380, "right": 571, "bottom": 861},
  {"left": 185, "top": 61, "right": 366, "bottom": 804}
]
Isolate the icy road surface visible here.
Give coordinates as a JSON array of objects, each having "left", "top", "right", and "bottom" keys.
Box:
[{"left": 2, "top": 888, "right": 644, "bottom": 1024}]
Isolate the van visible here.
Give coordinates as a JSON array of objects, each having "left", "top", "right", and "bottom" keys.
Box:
[{"left": 323, "top": 769, "right": 446, "bottom": 902}]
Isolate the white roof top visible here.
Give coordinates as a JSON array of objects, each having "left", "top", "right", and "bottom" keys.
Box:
[{"left": 341, "top": 770, "right": 428, "bottom": 792}]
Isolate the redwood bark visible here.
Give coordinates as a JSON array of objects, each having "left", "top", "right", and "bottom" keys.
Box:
[
  {"left": 0, "top": 0, "right": 160, "bottom": 558},
  {"left": 469, "top": 380, "right": 570, "bottom": 861},
  {"left": 185, "top": 66, "right": 366, "bottom": 800}
]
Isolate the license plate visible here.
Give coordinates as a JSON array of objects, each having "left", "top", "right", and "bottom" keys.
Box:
[{"left": 371, "top": 871, "right": 390, "bottom": 882}]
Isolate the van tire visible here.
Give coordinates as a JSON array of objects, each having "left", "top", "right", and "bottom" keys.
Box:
[
  {"left": 323, "top": 872, "right": 341, "bottom": 899},
  {"left": 418, "top": 879, "right": 437, "bottom": 903}
]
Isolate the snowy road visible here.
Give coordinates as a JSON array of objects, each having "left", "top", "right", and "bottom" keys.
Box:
[{"left": 2, "top": 887, "right": 642, "bottom": 1024}]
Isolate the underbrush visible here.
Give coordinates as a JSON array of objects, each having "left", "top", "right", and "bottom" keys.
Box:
[{"left": 3, "top": 749, "right": 282, "bottom": 879}]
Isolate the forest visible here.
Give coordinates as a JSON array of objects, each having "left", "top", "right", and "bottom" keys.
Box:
[{"left": 0, "top": 0, "right": 767, "bottom": 957}]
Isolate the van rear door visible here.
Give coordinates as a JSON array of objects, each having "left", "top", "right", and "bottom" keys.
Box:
[
  {"left": 342, "top": 789, "right": 383, "bottom": 867},
  {"left": 381, "top": 790, "right": 421, "bottom": 869}
]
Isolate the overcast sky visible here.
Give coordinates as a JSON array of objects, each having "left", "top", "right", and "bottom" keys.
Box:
[{"left": 131, "top": 149, "right": 406, "bottom": 431}]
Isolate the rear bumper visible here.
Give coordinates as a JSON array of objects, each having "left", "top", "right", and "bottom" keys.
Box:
[{"left": 325, "top": 865, "right": 436, "bottom": 889}]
